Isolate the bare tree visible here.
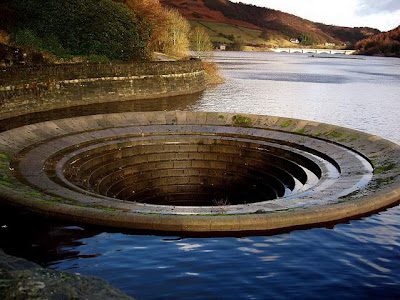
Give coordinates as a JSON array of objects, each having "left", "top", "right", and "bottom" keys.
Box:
[
  {"left": 190, "top": 26, "right": 213, "bottom": 58},
  {"left": 161, "top": 8, "right": 190, "bottom": 57}
]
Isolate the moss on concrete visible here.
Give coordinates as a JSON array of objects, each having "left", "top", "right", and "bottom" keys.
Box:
[
  {"left": 374, "top": 161, "right": 396, "bottom": 174},
  {"left": 280, "top": 120, "right": 292, "bottom": 127},
  {"left": 232, "top": 115, "right": 252, "bottom": 126},
  {"left": 311, "top": 132, "right": 321, "bottom": 137},
  {"left": 295, "top": 129, "right": 306, "bottom": 134},
  {"left": 324, "top": 130, "right": 343, "bottom": 138}
]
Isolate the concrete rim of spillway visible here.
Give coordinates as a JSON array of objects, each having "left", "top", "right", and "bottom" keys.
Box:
[{"left": 0, "top": 111, "right": 399, "bottom": 233}]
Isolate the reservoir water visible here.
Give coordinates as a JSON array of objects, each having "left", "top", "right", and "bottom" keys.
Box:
[{"left": 1, "top": 52, "right": 400, "bottom": 299}]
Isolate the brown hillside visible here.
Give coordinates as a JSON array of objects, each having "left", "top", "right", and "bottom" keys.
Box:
[
  {"left": 355, "top": 26, "right": 400, "bottom": 57},
  {"left": 159, "top": 0, "right": 260, "bottom": 30},
  {"left": 160, "top": 0, "right": 379, "bottom": 45}
]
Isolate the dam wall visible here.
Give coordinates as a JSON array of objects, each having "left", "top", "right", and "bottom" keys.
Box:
[{"left": 0, "top": 61, "right": 206, "bottom": 119}]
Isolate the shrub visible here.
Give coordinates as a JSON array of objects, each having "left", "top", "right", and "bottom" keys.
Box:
[
  {"left": 86, "top": 54, "right": 111, "bottom": 63},
  {"left": 11, "top": 0, "right": 149, "bottom": 60},
  {"left": 14, "top": 29, "right": 68, "bottom": 57}
]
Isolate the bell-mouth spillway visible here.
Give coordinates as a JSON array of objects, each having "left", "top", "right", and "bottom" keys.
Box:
[{"left": 0, "top": 111, "right": 399, "bottom": 233}]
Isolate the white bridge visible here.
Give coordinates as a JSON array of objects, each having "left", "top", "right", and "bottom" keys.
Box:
[{"left": 271, "top": 48, "right": 356, "bottom": 55}]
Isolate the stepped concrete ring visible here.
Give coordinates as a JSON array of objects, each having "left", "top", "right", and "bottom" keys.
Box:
[{"left": 0, "top": 111, "right": 399, "bottom": 233}]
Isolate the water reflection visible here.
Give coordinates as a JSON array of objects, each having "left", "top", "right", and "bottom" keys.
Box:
[
  {"left": 0, "top": 92, "right": 203, "bottom": 132},
  {"left": 2, "top": 203, "right": 400, "bottom": 298},
  {"left": 234, "top": 72, "right": 350, "bottom": 84},
  {"left": 0, "top": 205, "right": 100, "bottom": 265}
]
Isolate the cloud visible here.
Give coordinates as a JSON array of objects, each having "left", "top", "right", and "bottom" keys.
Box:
[{"left": 357, "top": 0, "right": 400, "bottom": 15}]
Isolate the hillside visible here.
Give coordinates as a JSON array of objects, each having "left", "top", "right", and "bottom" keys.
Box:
[
  {"left": 159, "top": 0, "right": 260, "bottom": 30},
  {"left": 355, "top": 26, "right": 400, "bottom": 57},
  {"left": 160, "top": 0, "right": 380, "bottom": 48}
]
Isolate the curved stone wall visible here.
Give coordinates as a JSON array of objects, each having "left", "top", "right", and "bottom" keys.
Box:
[
  {"left": 0, "top": 111, "right": 399, "bottom": 233},
  {"left": 0, "top": 62, "right": 205, "bottom": 119}
]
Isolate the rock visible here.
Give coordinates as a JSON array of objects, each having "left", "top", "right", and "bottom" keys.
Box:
[
  {"left": 0, "top": 249, "right": 133, "bottom": 299},
  {"left": 0, "top": 43, "right": 24, "bottom": 67}
]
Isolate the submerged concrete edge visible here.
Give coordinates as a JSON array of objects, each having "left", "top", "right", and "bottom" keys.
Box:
[{"left": 1, "top": 184, "right": 399, "bottom": 232}]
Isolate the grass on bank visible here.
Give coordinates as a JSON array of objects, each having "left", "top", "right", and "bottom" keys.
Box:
[{"left": 189, "top": 20, "right": 265, "bottom": 45}]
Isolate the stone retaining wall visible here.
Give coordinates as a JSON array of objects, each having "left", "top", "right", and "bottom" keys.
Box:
[{"left": 0, "top": 61, "right": 205, "bottom": 119}]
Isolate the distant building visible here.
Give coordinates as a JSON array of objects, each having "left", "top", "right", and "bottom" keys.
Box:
[
  {"left": 290, "top": 38, "right": 300, "bottom": 44},
  {"left": 217, "top": 44, "right": 226, "bottom": 51},
  {"left": 325, "top": 42, "right": 336, "bottom": 47}
]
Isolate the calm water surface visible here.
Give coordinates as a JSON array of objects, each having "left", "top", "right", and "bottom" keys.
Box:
[
  {"left": 1, "top": 52, "right": 400, "bottom": 299},
  {"left": 192, "top": 52, "right": 400, "bottom": 144}
]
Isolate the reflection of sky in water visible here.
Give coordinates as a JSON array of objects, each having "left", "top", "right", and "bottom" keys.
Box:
[
  {"left": 48, "top": 206, "right": 400, "bottom": 299},
  {"left": 3, "top": 189, "right": 398, "bottom": 299},
  {"left": 177, "top": 243, "right": 203, "bottom": 251},
  {"left": 234, "top": 72, "right": 350, "bottom": 84},
  {"left": 192, "top": 52, "right": 400, "bottom": 144}
]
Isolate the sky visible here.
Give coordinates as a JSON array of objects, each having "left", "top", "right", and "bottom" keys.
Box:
[{"left": 230, "top": 0, "right": 400, "bottom": 31}]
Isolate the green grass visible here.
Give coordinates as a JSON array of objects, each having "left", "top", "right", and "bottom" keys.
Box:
[{"left": 190, "top": 21, "right": 265, "bottom": 45}]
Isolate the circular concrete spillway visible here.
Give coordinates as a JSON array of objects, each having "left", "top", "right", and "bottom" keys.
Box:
[{"left": 0, "top": 111, "right": 399, "bottom": 233}]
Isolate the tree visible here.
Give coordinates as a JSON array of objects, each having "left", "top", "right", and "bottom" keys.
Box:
[
  {"left": 299, "top": 33, "right": 317, "bottom": 46},
  {"left": 355, "top": 26, "right": 400, "bottom": 57},
  {"left": 157, "top": 8, "right": 190, "bottom": 57},
  {"left": 123, "top": 0, "right": 190, "bottom": 57},
  {"left": 230, "top": 39, "right": 245, "bottom": 51},
  {"left": 190, "top": 26, "right": 213, "bottom": 57},
  {"left": 11, "top": 0, "right": 149, "bottom": 60}
]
